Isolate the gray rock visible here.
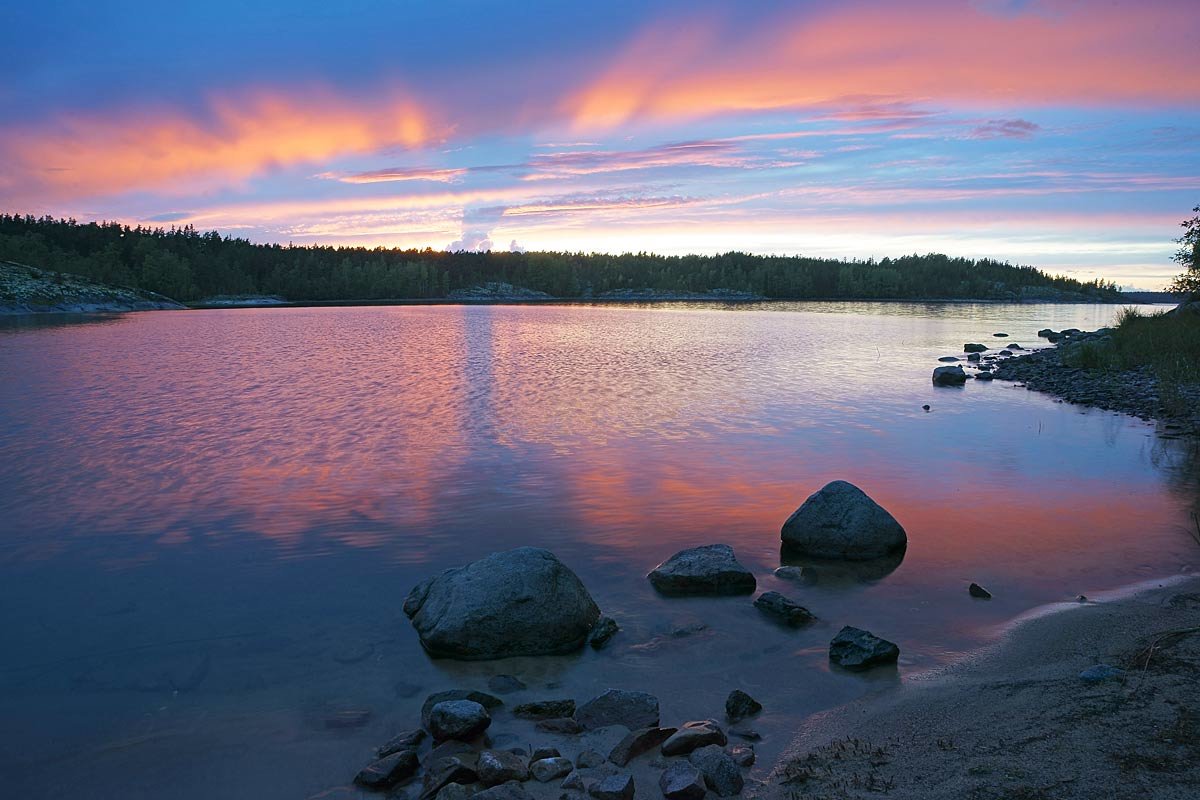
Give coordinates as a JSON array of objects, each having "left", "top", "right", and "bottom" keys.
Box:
[
  {"left": 968, "top": 582, "right": 992, "bottom": 599},
  {"left": 437, "top": 783, "right": 479, "bottom": 800},
  {"left": 772, "top": 566, "right": 806, "bottom": 582},
  {"left": 780, "top": 480, "right": 907, "bottom": 560},
  {"left": 531, "top": 757, "right": 575, "bottom": 782},
  {"left": 378, "top": 728, "right": 427, "bottom": 758},
  {"left": 828, "top": 626, "right": 900, "bottom": 670},
  {"left": 1038, "top": 328, "right": 1056, "bottom": 338},
  {"left": 1007, "top": 343, "right": 1023, "bottom": 350},
  {"left": 753, "top": 591, "right": 816, "bottom": 626},
  {"left": 533, "top": 747, "right": 562, "bottom": 761},
  {"left": 589, "top": 616, "right": 620, "bottom": 649},
  {"left": 993, "top": 332, "right": 1009, "bottom": 337},
  {"left": 355, "top": 749, "right": 420, "bottom": 788},
  {"left": 474, "top": 783, "right": 534, "bottom": 800},
  {"left": 658, "top": 763, "right": 706, "bottom": 800},
  {"left": 479, "top": 750, "right": 530, "bottom": 785},
  {"left": 661, "top": 721, "right": 727, "bottom": 756},
  {"left": 488, "top": 675, "right": 527, "bottom": 694},
  {"left": 974, "top": 372, "right": 995, "bottom": 381},
  {"left": 577, "top": 689, "right": 660, "bottom": 730},
  {"left": 967, "top": 352, "right": 981, "bottom": 362},
  {"left": 937, "top": 356, "right": 960, "bottom": 362},
  {"left": 647, "top": 544, "right": 756, "bottom": 596},
  {"left": 727, "top": 745, "right": 754, "bottom": 767},
  {"left": 562, "top": 772, "right": 586, "bottom": 791},
  {"left": 689, "top": 744, "right": 743, "bottom": 796},
  {"left": 425, "top": 740, "right": 477, "bottom": 766},
  {"left": 430, "top": 700, "right": 492, "bottom": 741},
  {"left": 537, "top": 717, "right": 584, "bottom": 735},
  {"left": 514, "top": 699, "right": 576, "bottom": 720},
  {"left": 405, "top": 547, "right": 601, "bottom": 660},
  {"left": 932, "top": 365, "right": 968, "bottom": 386},
  {"left": 423, "top": 756, "right": 480, "bottom": 798},
  {"left": 724, "top": 690, "right": 762, "bottom": 722},
  {"left": 1079, "top": 664, "right": 1124, "bottom": 684},
  {"left": 575, "top": 750, "right": 605, "bottom": 768},
  {"left": 589, "top": 772, "right": 635, "bottom": 800},
  {"left": 964, "top": 343, "right": 988, "bottom": 352},
  {"left": 422, "top": 690, "right": 504, "bottom": 727},
  {"left": 728, "top": 726, "right": 760, "bottom": 742},
  {"left": 609, "top": 727, "right": 678, "bottom": 766}
]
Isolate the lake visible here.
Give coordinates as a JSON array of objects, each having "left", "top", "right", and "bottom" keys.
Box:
[{"left": 1, "top": 301, "right": 1196, "bottom": 799}]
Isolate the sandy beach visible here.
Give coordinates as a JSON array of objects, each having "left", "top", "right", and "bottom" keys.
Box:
[{"left": 755, "top": 576, "right": 1200, "bottom": 799}]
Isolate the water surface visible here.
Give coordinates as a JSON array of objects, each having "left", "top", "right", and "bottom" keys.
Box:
[{"left": 1, "top": 302, "right": 1196, "bottom": 798}]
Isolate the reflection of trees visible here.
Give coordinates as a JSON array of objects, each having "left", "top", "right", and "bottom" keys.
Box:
[{"left": 1148, "top": 427, "right": 1200, "bottom": 523}]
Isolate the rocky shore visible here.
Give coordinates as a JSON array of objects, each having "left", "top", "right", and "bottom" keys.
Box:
[{"left": 0, "top": 260, "right": 184, "bottom": 314}]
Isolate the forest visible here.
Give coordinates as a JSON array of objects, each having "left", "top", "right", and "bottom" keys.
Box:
[{"left": 0, "top": 214, "right": 1121, "bottom": 303}]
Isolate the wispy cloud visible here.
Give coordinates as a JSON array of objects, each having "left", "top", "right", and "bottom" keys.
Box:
[{"left": 969, "top": 119, "right": 1041, "bottom": 139}]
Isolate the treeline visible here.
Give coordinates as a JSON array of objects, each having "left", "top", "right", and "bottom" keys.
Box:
[{"left": 0, "top": 214, "right": 1120, "bottom": 303}]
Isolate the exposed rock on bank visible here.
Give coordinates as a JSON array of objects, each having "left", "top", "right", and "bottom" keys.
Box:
[
  {"left": 447, "top": 282, "right": 553, "bottom": 300},
  {"left": 0, "top": 260, "right": 184, "bottom": 314}
]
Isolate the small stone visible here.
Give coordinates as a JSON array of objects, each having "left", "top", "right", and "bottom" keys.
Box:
[
  {"left": 993, "top": 332, "right": 1009, "bottom": 337},
  {"left": 355, "top": 749, "right": 419, "bottom": 788},
  {"left": 609, "top": 727, "right": 677, "bottom": 766},
  {"left": 724, "top": 690, "right": 762, "bottom": 722},
  {"left": 488, "top": 675, "right": 527, "bottom": 694},
  {"left": 590, "top": 616, "right": 620, "bottom": 649},
  {"left": 430, "top": 700, "right": 492, "bottom": 742},
  {"left": 658, "top": 763, "right": 706, "bottom": 800},
  {"left": 689, "top": 744, "right": 743, "bottom": 797},
  {"left": 968, "top": 582, "right": 992, "bottom": 599},
  {"left": 589, "top": 772, "right": 635, "bottom": 800},
  {"left": 1079, "top": 664, "right": 1125, "bottom": 684},
  {"left": 514, "top": 699, "right": 576, "bottom": 720},
  {"left": 531, "top": 757, "right": 575, "bottom": 782},
  {"left": 727, "top": 745, "right": 754, "bottom": 767},
  {"left": 828, "top": 626, "right": 900, "bottom": 671},
  {"left": 577, "top": 689, "right": 660, "bottom": 731},
  {"left": 575, "top": 750, "right": 605, "bottom": 768},
  {"left": 479, "top": 750, "right": 530, "bottom": 785},
  {"left": 753, "top": 591, "right": 816, "bottom": 626},
  {"left": 422, "top": 690, "right": 504, "bottom": 727},
  {"left": 378, "top": 729, "right": 427, "bottom": 758},
  {"left": 661, "top": 721, "right": 727, "bottom": 757},
  {"left": 537, "top": 718, "right": 584, "bottom": 735},
  {"left": 937, "top": 356, "right": 960, "bottom": 362},
  {"left": 922, "top": 404, "right": 931, "bottom": 411},
  {"left": 533, "top": 746, "right": 562, "bottom": 761}
]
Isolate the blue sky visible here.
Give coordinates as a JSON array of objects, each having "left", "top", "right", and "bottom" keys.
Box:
[{"left": 3, "top": 0, "right": 1198, "bottom": 287}]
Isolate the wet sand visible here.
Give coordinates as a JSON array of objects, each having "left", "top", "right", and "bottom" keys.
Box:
[{"left": 755, "top": 576, "right": 1200, "bottom": 799}]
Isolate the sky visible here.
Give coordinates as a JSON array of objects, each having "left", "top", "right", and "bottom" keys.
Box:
[{"left": 2, "top": 1, "right": 1199, "bottom": 289}]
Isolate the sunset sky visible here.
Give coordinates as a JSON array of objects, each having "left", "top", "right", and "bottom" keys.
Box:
[{"left": 4, "top": 0, "right": 1199, "bottom": 288}]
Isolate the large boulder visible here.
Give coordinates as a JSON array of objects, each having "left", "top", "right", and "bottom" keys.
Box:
[
  {"left": 405, "top": 547, "right": 601, "bottom": 659},
  {"left": 647, "top": 544, "right": 756, "bottom": 596},
  {"left": 780, "top": 481, "right": 907, "bottom": 560}
]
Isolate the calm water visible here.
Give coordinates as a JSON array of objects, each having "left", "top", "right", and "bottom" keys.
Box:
[{"left": 1, "top": 302, "right": 1196, "bottom": 799}]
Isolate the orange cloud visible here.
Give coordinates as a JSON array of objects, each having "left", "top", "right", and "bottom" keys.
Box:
[
  {"left": 569, "top": 1, "right": 1200, "bottom": 129},
  {"left": 0, "top": 87, "right": 433, "bottom": 200}
]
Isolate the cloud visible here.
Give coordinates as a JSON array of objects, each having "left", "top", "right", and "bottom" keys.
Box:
[
  {"left": 508, "top": 240, "right": 526, "bottom": 253},
  {"left": 969, "top": 119, "right": 1041, "bottom": 139},
  {"left": 321, "top": 166, "right": 467, "bottom": 184}
]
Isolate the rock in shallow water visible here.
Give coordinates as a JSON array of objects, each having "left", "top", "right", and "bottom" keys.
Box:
[
  {"left": 487, "top": 675, "right": 527, "bottom": 694},
  {"left": 589, "top": 616, "right": 620, "bottom": 649},
  {"left": 478, "top": 750, "right": 530, "bottom": 785},
  {"left": 513, "top": 699, "right": 575, "bottom": 719},
  {"left": 661, "top": 720, "right": 727, "bottom": 756},
  {"left": 781, "top": 481, "right": 907, "bottom": 560},
  {"left": 689, "top": 744, "right": 744, "bottom": 797},
  {"left": 659, "top": 763, "right": 706, "bottom": 800},
  {"left": 753, "top": 591, "right": 816, "bottom": 626},
  {"left": 355, "top": 749, "right": 419, "bottom": 788},
  {"left": 577, "top": 689, "right": 660, "bottom": 730},
  {"left": 724, "top": 690, "right": 762, "bottom": 722},
  {"left": 932, "top": 365, "right": 968, "bottom": 386},
  {"left": 647, "top": 544, "right": 756, "bottom": 596},
  {"left": 429, "top": 700, "right": 491, "bottom": 741},
  {"left": 377, "top": 728, "right": 427, "bottom": 758},
  {"left": 968, "top": 582, "right": 992, "bottom": 599},
  {"left": 828, "top": 626, "right": 900, "bottom": 670},
  {"left": 609, "top": 727, "right": 677, "bottom": 766},
  {"left": 405, "top": 547, "right": 601, "bottom": 660}
]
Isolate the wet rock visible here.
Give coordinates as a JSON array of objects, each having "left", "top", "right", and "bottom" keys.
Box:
[
  {"left": 537, "top": 717, "right": 584, "bottom": 735},
  {"left": 589, "top": 616, "right": 620, "bottom": 649},
  {"left": 964, "top": 343, "right": 988, "bottom": 352},
  {"left": 422, "top": 690, "right": 504, "bottom": 727},
  {"left": 1079, "top": 664, "right": 1125, "bottom": 684},
  {"left": 488, "top": 675, "right": 527, "bottom": 694},
  {"left": 772, "top": 566, "right": 806, "bottom": 582},
  {"left": 661, "top": 721, "right": 727, "bottom": 756},
  {"left": 724, "top": 690, "right": 762, "bottom": 722},
  {"left": 378, "top": 728, "right": 427, "bottom": 758},
  {"left": 533, "top": 747, "right": 562, "bottom": 761},
  {"left": 514, "top": 699, "right": 576, "bottom": 720},
  {"left": 967, "top": 352, "right": 981, "bottom": 362},
  {"left": 922, "top": 404, "right": 931, "bottom": 411},
  {"left": 1038, "top": 328, "right": 1056, "bottom": 338},
  {"left": 430, "top": 700, "right": 492, "bottom": 741},
  {"left": 609, "top": 727, "right": 677, "bottom": 766},
  {"left": 1007, "top": 343, "right": 1023, "bottom": 350},
  {"left": 576, "top": 750, "right": 606, "bottom": 768},
  {"left": 425, "top": 740, "right": 477, "bottom": 766},
  {"left": 405, "top": 547, "right": 601, "bottom": 660},
  {"left": 589, "top": 772, "right": 635, "bottom": 800},
  {"left": 727, "top": 745, "right": 754, "bottom": 768},
  {"left": 479, "top": 750, "right": 530, "bottom": 785},
  {"left": 993, "top": 332, "right": 1009, "bottom": 337},
  {"left": 423, "top": 755, "right": 480, "bottom": 798},
  {"left": 648, "top": 544, "right": 756, "bottom": 596},
  {"left": 437, "top": 783, "right": 479, "bottom": 800},
  {"left": 829, "top": 626, "right": 900, "bottom": 671},
  {"left": 689, "top": 744, "right": 743, "bottom": 797},
  {"left": 937, "top": 356, "right": 961, "bottom": 362},
  {"left": 355, "top": 749, "right": 420, "bottom": 788},
  {"left": 531, "top": 757, "right": 575, "bottom": 782},
  {"left": 658, "top": 763, "right": 706, "bottom": 800},
  {"left": 474, "top": 783, "right": 534, "bottom": 800},
  {"left": 577, "top": 689, "right": 660, "bottom": 730},
  {"left": 562, "top": 772, "right": 586, "bottom": 791},
  {"left": 781, "top": 481, "right": 907, "bottom": 560},
  {"left": 968, "top": 582, "right": 992, "bottom": 599},
  {"left": 753, "top": 591, "right": 816, "bottom": 627},
  {"left": 974, "top": 372, "right": 995, "bottom": 381},
  {"left": 932, "top": 365, "right": 968, "bottom": 386}
]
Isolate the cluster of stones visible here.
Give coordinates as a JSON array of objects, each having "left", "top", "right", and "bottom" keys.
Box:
[{"left": 353, "top": 687, "right": 766, "bottom": 798}]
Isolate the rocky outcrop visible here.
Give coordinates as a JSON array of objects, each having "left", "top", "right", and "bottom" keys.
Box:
[
  {"left": 781, "top": 481, "right": 907, "bottom": 560},
  {"left": 647, "top": 545, "right": 756, "bottom": 596},
  {"left": 405, "top": 547, "right": 601, "bottom": 659},
  {"left": 0, "top": 260, "right": 185, "bottom": 314}
]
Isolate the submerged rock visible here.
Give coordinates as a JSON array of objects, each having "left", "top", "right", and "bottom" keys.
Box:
[
  {"left": 724, "top": 690, "right": 762, "bottom": 722},
  {"left": 727, "top": 745, "right": 755, "bottom": 767},
  {"left": 753, "top": 591, "right": 816, "bottom": 626},
  {"left": 659, "top": 763, "right": 706, "bottom": 800},
  {"left": 577, "top": 689, "right": 660, "bottom": 730},
  {"left": 828, "top": 626, "right": 900, "bottom": 671},
  {"left": 405, "top": 547, "right": 601, "bottom": 660},
  {"left": 429, "top": 700, "right": 491, "bottom": 741},
  {"left": 377, "top": 728, "right": 427, "bottom": 758},
  {"left": 488, "top": 675, "right": 527, "bottom": 694},
  {"left": 932, "top": 365, "right": 968, "bottom": 386},
  {"left": 648, "top": 544, "right": 756, "bottom": 596},
  {"left": 937, "top": 356, "right": 961, "bottom": 362},
  {"left": 536, "top": 717, "right": 583, "bottom": 734},
  {"left": 513, "top": 699, "right": 575, "bottom": 720},
  {"left": 530, "top": 757, "right": 574, "bottom": 782},
  {"left": 781, "top": 481, "right": 907, "bottom": 560}
]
